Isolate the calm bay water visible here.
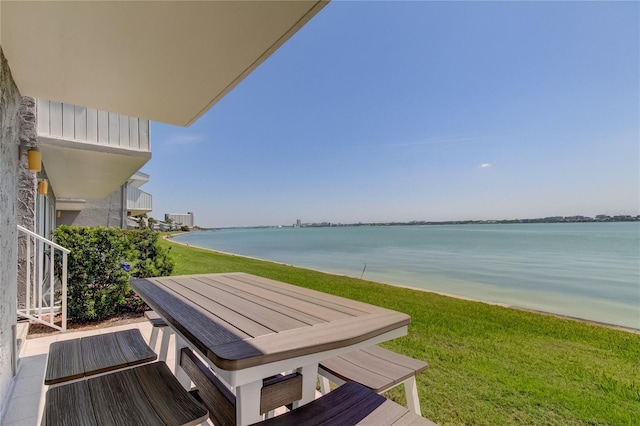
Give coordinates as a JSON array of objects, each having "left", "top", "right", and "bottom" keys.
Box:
[{"left": 175, "top": 223, "right": 640, "bottom": 329}]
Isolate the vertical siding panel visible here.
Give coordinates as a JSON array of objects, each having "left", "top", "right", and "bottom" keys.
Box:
[
  {"left": 49, "top": 102, "right": 63, "bottom": 138},
  {"left": 119, "top": 114, "right": 130, "bottom": 148},
  {"left": 87, "top": 108, "right": 98, "bottom": 142},
  {"left": 37, "top": 99, "right": 50, "bottom": 135},
  {"left": 74, "top": 106, "right": 87, "bottom": 141},
  {"left": 129, "top": 117, "right": 139, "bottom": 149},
  {"left": 97, "top": 110, "right": 109, "bottom": 143},
  {"left": 108, "top": 112, "right": 119, "bottom": 146},
  {"left": 139, "top": 119, "right": 150, "bottom": 151},
  {"left": 62, "top": 103, "right": 75, "bottom": 139}
]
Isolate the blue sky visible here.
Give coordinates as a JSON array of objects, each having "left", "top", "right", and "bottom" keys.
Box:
[{"left": 144, "top": 1, "right": 639, "bottom": 228}]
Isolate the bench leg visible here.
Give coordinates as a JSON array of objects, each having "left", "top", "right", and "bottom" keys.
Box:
[
  {"left": 317, "top": 367, "right": 345, "bottom": 395},
  {"left": 403, "top": 376, "right": 421, "bottom": 415},
  {"left": 158, "top": 328, "right": 173, "bottom": 362},
  {"left": 149, "top": 327, "right": 159, "bottom": 351},
  {"left": 319, "top": 376, "right": 331, "bottom": 394}
]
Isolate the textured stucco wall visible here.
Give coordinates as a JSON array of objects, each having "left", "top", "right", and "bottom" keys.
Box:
[
  {"left": 17, "top": 97, "right": 38, "bottom": 310},
  {"left": 58, "top": 185, "right": 126, "bottom": 228},
  {"left": 0, "top": 47, "right": 22, "bottom": 416}
]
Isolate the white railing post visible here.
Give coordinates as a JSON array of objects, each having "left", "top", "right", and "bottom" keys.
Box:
[
  {"left": 48, "top": 247, "right": 54, "bottom": 320},
  {"left": 61, "top": 252, "right": 68, "bottom": 332},
  {"left": 16, "top": 225, "right": 70, "bottom": 332},
  {"left": 25, "top": 233, "right": 31, "bottom": 316}
]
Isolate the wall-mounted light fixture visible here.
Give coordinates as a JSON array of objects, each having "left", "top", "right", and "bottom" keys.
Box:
[
  {"left": 27, "top": 149, "right": 42, "bottom": 172},
  {"left": 38, "top": 179, "right": 48, "bottom": 195},
  {"left": 56, "top": 210, "right": 61, "bottom": 218}
]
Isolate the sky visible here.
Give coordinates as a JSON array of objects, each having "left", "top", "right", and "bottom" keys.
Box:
[{"left": 143, "top": 1, "right": 639, "bottom": 228}]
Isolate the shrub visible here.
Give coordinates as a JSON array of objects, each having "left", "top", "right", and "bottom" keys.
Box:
[
  {"left": 52, "top": 226, "right": 174, "bottom": 322},
  {"left": 126, "top": 229, "right": 175, "bottom": 278}
]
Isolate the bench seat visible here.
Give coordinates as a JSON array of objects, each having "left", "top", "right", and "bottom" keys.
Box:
[
  {"left": 45, "top": 328, "right": 157, "bottom": 385},
  {"left": 43, "top": 362, "right": 208, "bottom": 426},
  {"left": 258, "top": 381, "right": 437, "bottom": 426},
  {"left": 180, "top": 347, "right": 437, "bottom": 426},
  {"left": 319, "top": 345, "right": 428, "bottom": 414}
]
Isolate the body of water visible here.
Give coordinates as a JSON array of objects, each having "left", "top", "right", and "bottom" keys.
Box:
[{"left": 174, "top": 223, "right": 640, "bottom": 329}]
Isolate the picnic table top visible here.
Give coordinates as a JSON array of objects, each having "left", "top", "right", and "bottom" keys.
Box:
[{"left": 131, "top": 273, "right": 410, "bottom": 371}]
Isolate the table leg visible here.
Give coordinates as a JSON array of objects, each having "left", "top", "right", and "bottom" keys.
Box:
[
  {"left": 235, "top": 380, "right": 263, "bottom": 426},
  {"left": 292, "top": 363, "right": 318, "bottom": 409},
  {"left": 173, "top": 335, "right": 191, "bottom": 389}
]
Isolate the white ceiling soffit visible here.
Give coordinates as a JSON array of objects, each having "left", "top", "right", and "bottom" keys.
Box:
[
  {"left": 39, "top": 139, "right": 150, "bottom": 200},
  {"left": 1, "top": 1, "right": 328, "bottom": 126}
]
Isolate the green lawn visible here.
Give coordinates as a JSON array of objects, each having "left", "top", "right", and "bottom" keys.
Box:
[{"left": 159, "top": 238, "right": 640, "bottom": 425}]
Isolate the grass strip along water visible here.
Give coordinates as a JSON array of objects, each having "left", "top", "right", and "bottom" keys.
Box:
[{"left": 159, "top": 237, "right": 640, "bottom": 426}]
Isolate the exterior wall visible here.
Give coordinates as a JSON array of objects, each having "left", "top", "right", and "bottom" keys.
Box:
[
  {"left": 165, "top": 212, "right": 195, "bottom": 227},
  {"left": 0, "top": 47, "right": 22, "bottom": 419},
  {"left": 37, "top": 99, "right": 150, "bottom": 152},
  {"left": 16, "top": 97, "right": 38, "bottom": 310},
  {"left": 57, "top": 185, "right": 126, "bottom": 229}
]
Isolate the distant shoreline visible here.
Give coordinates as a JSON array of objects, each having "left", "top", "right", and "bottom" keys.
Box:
[
  {"left": 164, "top": 233, "right": 640, "bottom": 335},
  {"left": 192, "top": 216, "right": 640, "bottom": 231}
]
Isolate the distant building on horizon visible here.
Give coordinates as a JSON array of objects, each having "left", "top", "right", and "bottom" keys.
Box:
[{"left": 165, "top": 212, "right": 195, "bottom": 228}]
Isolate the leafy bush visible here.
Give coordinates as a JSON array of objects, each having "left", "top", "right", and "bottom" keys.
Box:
[
  {"left": 126, "top": 229, "right": 175, "bottom": 278},
  {"left": 52, "top": 226, "right": 174, "bottom": 322}
]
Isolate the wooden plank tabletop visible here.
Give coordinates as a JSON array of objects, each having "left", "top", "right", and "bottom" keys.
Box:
[{"left": 131, "top": 273, "right": 410, "bottom": 371}]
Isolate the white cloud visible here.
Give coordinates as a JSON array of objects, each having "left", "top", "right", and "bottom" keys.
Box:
[
  {"left": 164, "top": 133, "right": 205, "bottom": 146},
  {"left": 480, "top": 163, "right": 492, "bottom": 168},
  {"left": 381, "top": 136, "right": 485, "bottom": 148}
]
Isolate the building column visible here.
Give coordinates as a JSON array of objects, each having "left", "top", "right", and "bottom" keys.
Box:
[
  {"left": 0, "top": 46, "right": 23, "bottom": 416},
  {"left": 17, "top": 96, "right": 38, "bottom": 311}
]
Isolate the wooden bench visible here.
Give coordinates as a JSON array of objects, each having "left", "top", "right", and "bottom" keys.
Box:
[
  {"left": 43, "top": 362, "right": 208, "bottom": 426},
  {"left": 145, "top": 310, "right": 175, "bottom": 362},
  {"left": 180, "top": 347, "right": 437, "bottom": 426},
  {"left": 318, "top": 345, "right": 428, "bottom": 415},
  {"left": 44, "top": 329, "right": 157, "bottom": 385}
]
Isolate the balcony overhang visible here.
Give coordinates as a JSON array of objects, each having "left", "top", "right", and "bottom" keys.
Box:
[
  {"left": 128, "top": 208, "right": 152, "bottom": 217},
  {"left": 56, "top": 199, "right": 86, "bottom": 212},
  {"left": 39, "top": 137, "right": 150, "bottom": 200},
  {"left": 1, "top": 1, "right": 328, "bottom": 126},
  {"left": 129, "top": 171, "right": 150, "bottom": 188}
]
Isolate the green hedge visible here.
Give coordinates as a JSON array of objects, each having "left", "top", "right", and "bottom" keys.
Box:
[{"left": 52, "top": 226, "right": 174, "bottom": 322}]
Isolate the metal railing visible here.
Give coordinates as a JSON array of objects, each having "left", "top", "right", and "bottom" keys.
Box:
[{"left": 17, "top": 225, "right": 70, "bottom": 332}]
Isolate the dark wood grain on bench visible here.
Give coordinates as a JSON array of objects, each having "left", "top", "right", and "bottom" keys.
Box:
[
  {"left": 44, "top": 338, "right": 84, "bottom": 385},
  {"left": 145, "top": 310, "right": 170, "bottom": 327},
  {"left": 180, "top": 348, "right": 303, "bottom": 425},
  {"left": 258, "top": 381, "right": 437, "bottom": 426},
  {"left": 180, "top": 347, "right": 236, "bottom": 426},
  {"left": 45, "top": 329, "right": 157, "bottom": 385},
  {"left": 44, "top": 362, "right": 208, "bottom": 426},
  {"left": 180, "top": 348, "right": 436, "bottom": 426},
  {"left": 320, "top": 345, "right": 428, "bottom": 393},
  {"left": 44, "top": 379, "right": 97, "bottom": 425},
  {"left": 260, "top": 372, "right": 302, "bottom": 415}
]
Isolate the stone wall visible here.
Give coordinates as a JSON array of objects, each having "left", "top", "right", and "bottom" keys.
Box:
[
  {"left": 16, "top": 97, "right": 38, "bottom": 310},
  {"left": 0, "top": 46, "right": 22, "bottom": 416}
]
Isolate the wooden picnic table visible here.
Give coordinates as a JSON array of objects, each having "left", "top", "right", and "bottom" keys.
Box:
[{"left": 131, "top": 272, "right": 411, "bottom": 426}]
